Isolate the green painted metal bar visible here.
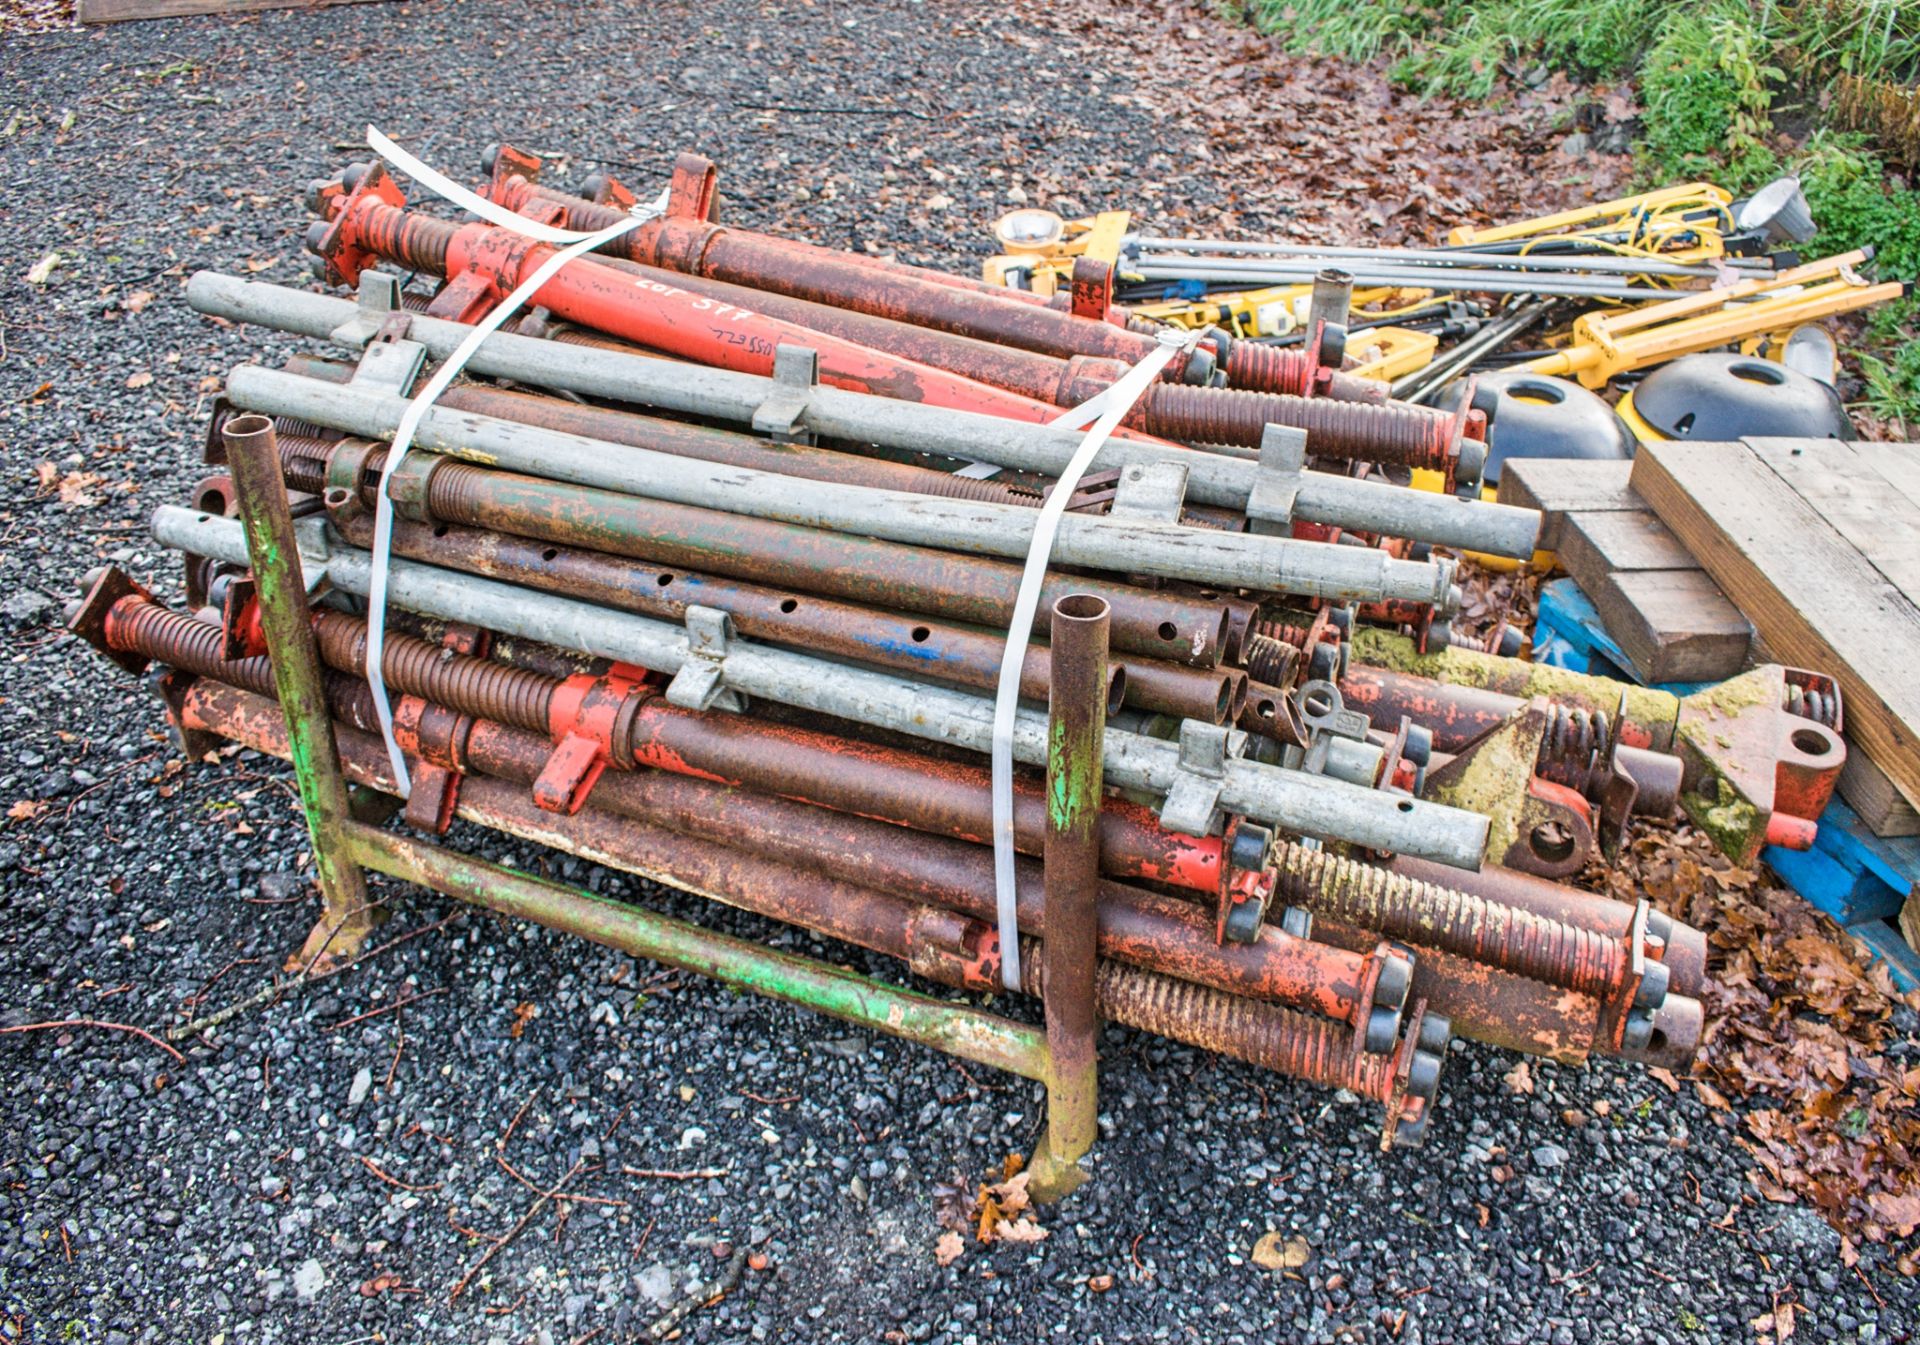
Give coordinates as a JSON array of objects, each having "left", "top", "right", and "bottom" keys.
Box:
[
  {"left": 222, "top": 412, "right": 373, "bottom": 965},
  {"left": 339, "top": 821, "right": 1052, "bottom": 1083}
]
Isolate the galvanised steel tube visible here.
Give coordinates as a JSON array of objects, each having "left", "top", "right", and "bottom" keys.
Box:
[
  {"left": 186, "top": 273, "right": 1543, "bottom": 559},
  {"left": 222, "top": 365, "right": 1460, "bottom": 611},
  {"left": 310, "top": 452, "right": 1235, "bottom": 670},
  {"left": 327, "top": 512, "right": 1234, "bottom": 722},
  {"left": 151, "top": 507, "right": 1491, "bottom": 868},
  {"left": 180, "top": 678, "right": 1419, "bottom": 1106}
]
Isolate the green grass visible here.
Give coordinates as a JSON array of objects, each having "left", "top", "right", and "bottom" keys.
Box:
[{"left": 1223, "top": 0, "right": 1920, "bottom": 414}]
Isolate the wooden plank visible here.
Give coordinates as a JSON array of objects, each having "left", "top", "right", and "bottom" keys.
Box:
[
  {"left": 78, "top": 0, "right": 394, "bottom": 24},
  {"left": 1840, "top": 750, "right": 1920, "bottom": 837},
  {"left": 1494, "top": 459, "right": 1640, "bottom": 550},
  {"left": 1553, "top": 510, "right": 1748, "bottom": 683},
  {"left": 1556, "top": 510, "right": 1698, "bottom": 588},
  {"left": 1745, "top": 438, "right": 1920, "bottom": 596},
  {"left": 1586, "top": 568, "right": 1752, "bottom": 684},
  {"left": 1849, "top": 441, "right": 1920, "bottom": 517},
  {"left": 1633, "top": 440, "right": 1920, "bottom": 812}
]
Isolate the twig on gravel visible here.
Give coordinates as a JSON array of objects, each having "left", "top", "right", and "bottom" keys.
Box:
[
  {"left": 645, "top": 1243, "right": 749, "bottom": 1340},
  {"left": 359, "top": 1155, "right": 444, "bottom": 1193},
  {"left": 621, "top": 1165, "right": 730, "bottom": 1181},
  {"left": 449, "top": 1158, "right": 586, "bottom": 1302},
  {"left": 1, "top": 1018, "right": 185, "bottom": 1063},
  {"left": 323, "top": 987, "right": 446, "bottom": 1032},
  {"left": 500, "top": 1087, "right": 541, "bottom": 1153},
  {"left": 384, "top": 1027, "right": 404, "bottom": 1088},
  {"left": 168, "top": 908, "right": 462, "bottom": 1041},
  {"left": 497, "top": 1153, "right": 626, "bottom": 1207}
]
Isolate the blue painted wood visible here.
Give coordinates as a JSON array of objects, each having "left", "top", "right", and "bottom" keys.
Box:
[
  {"left": 1532, "top": 579, "right": 1710, "bottom": 695},
  {"left": 1766, "top": 798, "right": 1919, "bottom": 926},
  {"left": 1849, "top": 919, "right": 1920, "bottom": 994}
]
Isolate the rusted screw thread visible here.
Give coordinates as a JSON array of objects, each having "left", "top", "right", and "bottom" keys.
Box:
[
  {"left": 1141, "top": 383, "right": 1450, "bottom": 467},
  {"left": 106, "top": 593, "right": 557, "bottom": 738},
  {"left": 308, "top": 612, "right": 556, "bottom": 734},
  {"left": 278, "top": 432, "right": 339, "bottom": 495},
  {"left": 325, "top": 201, "right": 456, "bottom": 277},
  {"left": 1784, "top": 683, "right": 1840, "bottom": 727},
  {"left": 1536, "top": 703, "right": 1611, "bottom": 795},
  {"left": 1249, "top": 616, "right": 1315, "bottom": 647},
  {"left": 1241, "top": 633, "right": 1301, "bottom": 688},
  {"left": 1017, "top": 937, "right": 1393, "bottom": 1101},
  {"left": 1223, "top": 341, "right": 1313, "bottom": 397},
  {"left": 1270, "top": 841, "right": 1629, "bottom": 1001},
  {"left": 106, "top": 600, "right": 276, "bottom": 694}
]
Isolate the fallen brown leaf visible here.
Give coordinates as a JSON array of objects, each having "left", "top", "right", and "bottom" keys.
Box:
[
  {"left": 1251, "top": 1231, "right": 1309, "bottom": 1270},
  {"left": 933, "top": 1230, "right": 964, "bottom": 1267}
]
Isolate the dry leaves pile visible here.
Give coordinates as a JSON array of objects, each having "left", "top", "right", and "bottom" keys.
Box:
[
  {"left": 1604, "top": 827, "right": 1920, "bottom": 1263},
  {"left": 931, "top": 1155, "right": 1049, "bottom": 1265},
  {"left": 1013, "top": 0, "right": 1632, "bottom": 245}
]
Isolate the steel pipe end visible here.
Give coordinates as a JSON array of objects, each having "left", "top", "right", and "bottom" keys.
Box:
[
  {"left": 1455, "top": 438, "right": 1487, "bottom": 489},
  {"left": 480, "top": 143, "right": 502, "bottom": 176}
]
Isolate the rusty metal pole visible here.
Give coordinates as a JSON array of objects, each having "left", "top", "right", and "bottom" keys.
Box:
[
  {"left": 1030, "top": 594, "right": 1109, "bottom": 1202},
  {"left": 221, "top": 412, "right": 374, "bottom": 969}
]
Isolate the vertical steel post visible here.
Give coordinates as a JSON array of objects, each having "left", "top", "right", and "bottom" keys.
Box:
[
  {"left": 1029, "top": 594, "right": 1109, "bottom": 1201},
  {"left": 222, "top": 413, "right": 374, "bottom": 968}
]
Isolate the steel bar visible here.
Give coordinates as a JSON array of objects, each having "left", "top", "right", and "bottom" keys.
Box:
[
  {"left": 187, "top": 274, "right": 1542, "bottom": 559},
  {"left": 317, "top": 461, "right": 1243, "bottom": 690},
  {"left": 222, "top": 364, "right": 1460, "bottom": 610},
  {"left": 181, "top": 679, "right": 1429, "bottom": 1114},
  {"left": 436, "top": 383, "right": 1043, "bottom": 508},
  {"left": 323, "top": 512, "right": 1228, "bottom": 718},
  {"left": 219, "top": 414, "right": 372, "bottom": 964},
  {"left": 1032, "top": 595, "right": 1109, "bottom": 1199},
  {"left": 486, "top": 170, "right": 1202, "bottom": 375},
  {"left": 1130, "top": 236, "right": 1772, "bottom": 278},
  {"left": 1127, "top": 259, "right": 1705, "bottom": 302},
  {"left": 89, "top": 584, "right": 1666, "bottom": 1021},
  {"left": 149, "top": 507, "right": 1492, "bottom": 867}
]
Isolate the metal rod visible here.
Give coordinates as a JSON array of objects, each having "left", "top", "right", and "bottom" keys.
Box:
[
  {"left": 186, "top": 274, "right": 1543, "bottom": 559},
  {"left": 346, "top": 822, "right": 1052, "bottom": 1081},
  {"left": 222, "top": 365, "right": 1459, "bottom": 610},
  {"left": 1032, "top": 595, "right": 1109, "bottom": 1199},
  {"left": 1126, "top": 259, "right": 1711, "bottom": 302},
  {"left": 150, "top": 508, "right": 1492, "bottom": 868},
  {"left": 219, "top": 414, "right": 372, "bottom": 964},
  {"left": 1130, "top": 236, "right": 1770, "bottom": 278},
  {"left": 180, "top": 679, "right": 1429, "bottom": 1113}
]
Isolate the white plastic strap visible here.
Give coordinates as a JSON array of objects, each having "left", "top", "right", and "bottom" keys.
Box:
[
  {"left": 359, "top": 127, "right": 666, "bottom": 793},
  {"left": 990, "top": 327, "right": 1200, "bottom": 990}
]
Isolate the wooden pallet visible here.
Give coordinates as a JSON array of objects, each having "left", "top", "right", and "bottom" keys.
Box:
[
  {"left": 78, "top": 0, "right": 395, "bottom": 24},
  {"left": 1632, "top": 438, "right": 1920, "bottom": 833}
]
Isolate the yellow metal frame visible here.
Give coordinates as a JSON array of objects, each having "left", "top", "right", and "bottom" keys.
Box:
[
  {"left": 983, "top": 210, "right": 1131, "bottom": 297},
  {"left": 1525, "top": 249, "right": 1902, "bottom": 388}
]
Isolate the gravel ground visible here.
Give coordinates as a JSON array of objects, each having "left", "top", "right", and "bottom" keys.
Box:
[{"left": 2, "top": 3, "right": 1916, "bottom": 1342}]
